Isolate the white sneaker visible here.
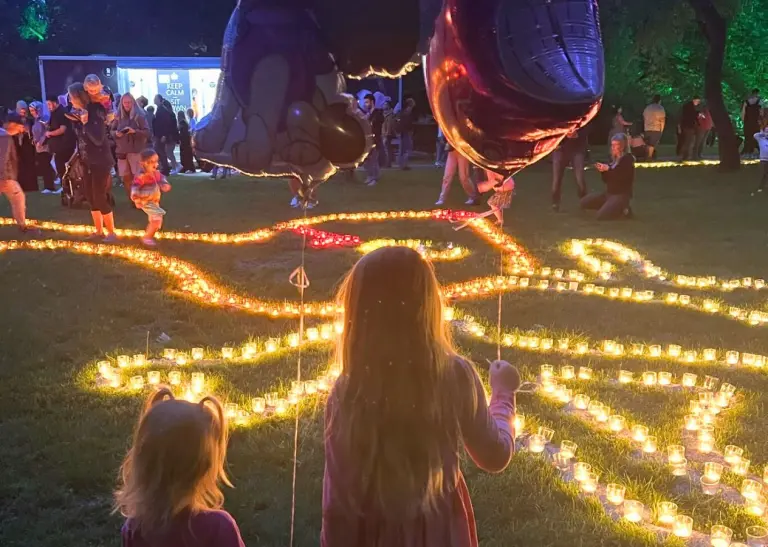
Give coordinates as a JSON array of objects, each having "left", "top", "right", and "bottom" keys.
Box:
[
  {"left": 141, "top": 237, "right": 157, "bottom": 247},
  {"left": 290, "top": 197, "right": 300, "bottom": 208},
  {"left": 103, "top": 233, "right": 119, "bottom": 244},
  {"left": 53, "top": 188, "right": 62, "bottom": 194},
  {"left": 435, "top": 199, "right": 445, "bottom": 206},
  {"left": 41, "top": 189, "right": 52, "bottom": 194}
]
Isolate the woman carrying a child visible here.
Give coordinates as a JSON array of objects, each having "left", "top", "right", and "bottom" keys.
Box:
[
  {"left": 111, "top": 93, "right": 150, "bottom": 201},
  {"left": 68, "top": 82, "right": 118, "bottom": 242}
]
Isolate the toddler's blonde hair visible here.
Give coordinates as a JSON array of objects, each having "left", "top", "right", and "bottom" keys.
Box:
[{"left": 84, "top": 74, "right": 103, "bottom": 94}]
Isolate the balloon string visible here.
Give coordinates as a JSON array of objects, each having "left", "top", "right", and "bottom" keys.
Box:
[
  {"left": 497, "top": 241, "right": 503, "bottom": 362},
  {"left": 289, "top": 205, "right": 309, "bottom": 547}
]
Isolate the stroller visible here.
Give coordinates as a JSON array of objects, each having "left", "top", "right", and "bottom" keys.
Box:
[{"left": 60, "top": 149, "right": 88, "bottom": 208}]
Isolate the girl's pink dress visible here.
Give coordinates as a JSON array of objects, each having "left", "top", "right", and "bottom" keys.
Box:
[{"left": 322, "top": 359, "right": 516, "bottom": 547}]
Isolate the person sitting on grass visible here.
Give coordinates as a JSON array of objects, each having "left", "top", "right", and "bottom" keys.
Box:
[
  {"left": 751, "top": 121, "right": 768, "bottom": 196},
  {"left": 131, "top": 149, "right": 172, "bottom": 247},
  {"left": 322, "top": 245, "right": 520, "bottom": 547},
  {"left": 580, "top": 133, "right": 635, "bottom": 220},
  {"left": 115, "top": 388, "right": 245, "bottom": 547},
  {"left": 0, "top": 112, "right": 36, "bottom": 234}
]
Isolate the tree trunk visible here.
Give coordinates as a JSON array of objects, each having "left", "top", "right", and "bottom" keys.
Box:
[{"left": 687, "top": 0, "right": 741, "bottom": 171}]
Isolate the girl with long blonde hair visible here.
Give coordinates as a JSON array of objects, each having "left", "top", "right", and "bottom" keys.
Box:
[
  {"left": 322, "top": 246, "right": 520, "bottom": 547},
  {"left": 115, "top": 388, "right": 245, "bottom": 547}
]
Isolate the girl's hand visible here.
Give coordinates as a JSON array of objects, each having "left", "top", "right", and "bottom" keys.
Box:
[
  {"left": 595, "top": 162, "right": 608, "bottom": 172},
  {"left": 489, "top": 360, "right": 521, "bottom": 393},
  {"left": 160, "top": 183, "right": 172, "bottom": 192}
]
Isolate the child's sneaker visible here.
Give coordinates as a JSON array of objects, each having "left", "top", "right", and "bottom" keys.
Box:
[
  {"left": 85, "top": 232, "right": 104, "bottom": 241},
  {"left": 103, "top": 233, "right": 119, "bottom": 244},
  {"left": 141, "top": 237, "right": 157, "bottom": 247}
]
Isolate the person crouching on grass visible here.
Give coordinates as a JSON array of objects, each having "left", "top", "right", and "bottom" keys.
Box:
[
  {"left": 322, "top": 246, "right": 520, "bottom": 547},
  {"left": 115, "top": 388, "right": 246, "bottom": 547},
  {"left": 0, "top": 112, "right": 36, "bottom": 234},
  {"left": 131, "top": 149, "right": 171, "bottom": 246}
]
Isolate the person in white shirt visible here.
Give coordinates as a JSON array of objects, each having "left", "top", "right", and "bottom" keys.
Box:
[
  {"left": 187, "top": 108, "right": 197, "bottom": 132},
  {"left": 642, "top": 94, "right": 665, "bottom": 161},
  {"left": 751, "top": 123, "right": 768, "bottom": 196}
]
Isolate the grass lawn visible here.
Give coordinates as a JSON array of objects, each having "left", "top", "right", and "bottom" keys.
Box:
[{"left": 1, "top": 156, "right": 768, "bottom": 547}]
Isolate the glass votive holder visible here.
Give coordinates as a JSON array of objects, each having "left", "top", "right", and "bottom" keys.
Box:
[
  {"left": 578, "top": 366, "right": 592, "bottom": 379},
  {"left": 163, "top": 348, "right": 176, "bottom": 360},
  {"left": 514, "top": 413, "right": 526, "bottom": 435},
  {"left": 132, "top": 354, "right": 146, "bottom": 367},
  {"left": 271, "top": 398, "right": 287, "bottom": 414},
  {"left": 558, "top": 338, "right": 571, "bottom": 351},
  {"left": 747, "top": 494, "right": 767, "bottom": 517},
  {"left": 306, "top": 327, "right": 320, "bottom": 341},
  {"left": 241, "top": 344, "right": 256, "bottom": 359},
  {"left": 682, "top": 373, "right": 697, "bottom": 387},
  {"left": 603, "top": 339, "right": 617, "bottom": 354},
  {"left": 573, "top": 462, "right": 592, "bottom": 482},
  {"left": 191, "top": 347, "right": 204, "bottom": 361},
  {"left": 746, "top": 525, "right": 768, "bottom": 546},
  {"left": 581, "top": 472, "right": 599, "bottom": 494},
  {"left": 700, "top": 391, "right": 714, "bottom": 406},
  {"left": 596, "top": 406, "right": 610, "bottom": 423},
  {"left": 667, "top": 445, "right": 685, "bottom": 464},
  {"left": 703, "top": 348, "right": 717, "bottom": 361},
  {"left": 553, "top": 451, "right": 571, "bottom": 471},
  {"left": 291, "top": 380, "right": 305, "bottom": 396},
  {"left": 701, "top": 475, "right": 720, "bottom": 495},
  {"left": 631, "top": 425, "right": 648, "bottom": 443},
  {"left": 561, "top": 365, "right": 575, "bottom": 380},
  {"left": 715, "top": 392, "right": 731, "bottom": 408},
  {"left": 560, "top": 440, "right": 577, "bottom": 459},
  {"left": 679, "top": 294, "right": 691, "bottom": 305},
  {"left": 732, "top": 458, "right": 750, "bottom": 476},
  {"left": 191, "top": 372, "right": 204, "bottom": 394},
  {"left": 559, "top": 388, "right": 573, "bottom": 404},
  {"left": 305, "top": 380, "right": 318, "bottom": 395},
  {"left": 742, "top": 479, "right": 763, "bottom": 501},
  {"left": 670, "top": 458, "right": 688, "bottom": 476},
  {"left": 606, "top": 483, "right": 626, "bottom": 505},
  {"left": 643, "top": 436, "right": 658, "bottom": 454},
  {"left": 265, "top": 338, "right": 279, "bottom": 352},
  {"left": 252, "top": 397, "right": 266, "bottom": 414},
  {"left": 683, "top": 350, "right": 697, "bottom": 363},
  {"left": 221, "top": 346, "right": 234, "bottom": 359},
  {"left": 685, "top": 414, "right": 700, "bottom": 431},
  {"left": 542, "top": 338, "right": 554, "bottom": 350},
  {"left": 540, "top": 364, "right": 554, "bottom": 380},
  {"left": 116, "top": 355, "right": 130, "bottom": 368},
  {"left": 130, "top": 375, "right": 144, "bottom": 390},
  {"left": 609, "top": 415, "right": 626, "bottom": 433},
  {"left": 724, "top": 445, "right": 744, "bottom": 464},
  {"left": 668, "top": 345, "right": 682, "bottom": 358},
  {"left": 538, "top": 426, "right": 555, "bottom": 443},
  {"left": 631, "top": 343, "right": 645, "bottom": 355},
  {"left": 726, "top": 351, "right": 740, "bottom": 365},
  {"left": 704, "top": 462, "right": 724, "bottom": 481},
  {"left": 657, "top": 501, "right": 678, "bottom": 525},
  {"left": 710, "top": 525, "right": 733, "bottom": 547},
  {"left": 574, "top": 394, "right": 591, "bottom": 410},
  {"left": 619, "top": 370, "right": 633, "bottom": 384},
  {"left": 701, "top": 411, "right": 715, "bottom": 424},
  {"left": 641, "top": 371, "right": 656, "bottom": 386},
  {"left": 658, "top": 372, "right": 672, "bottom": 386},
  {"left": 224, "top": 403, "right": 238, "bottom": 418},
  {"left": 576, "top": 342, "right": 589, "bottom": 355},
  {"left": 168, "top": 370, "right": 181, "bottom": 386},
  {"left": 623, "top": 500, "right": 644, "bottom": 523},
  {"left": 588, "top": 401, "right": 603, "bottom": 416},
  {"left": 287, "top": 392, "right": 300, "bottom": 405},
  {"left": 649, "top": 345, "right": 662, "bottom": 357},
  {"left": 287, "top": 333, "right": 300, "bottom": 347},
  {"left": 528, "top": 434, "right": 546, "bottom": 454},
  {"left": 704, "top": 375, "right": 720, "bottom": 391},
  {"left": 673, "top": 514, "right": 693, "bottom": 538},
  {"left": 146, "top": 370, "right": 161, "bottom": 385}
]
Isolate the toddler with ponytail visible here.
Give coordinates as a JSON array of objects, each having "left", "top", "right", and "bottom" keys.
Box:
[{"left": 115, "top": 388, "right": 245, "bottom": 547}]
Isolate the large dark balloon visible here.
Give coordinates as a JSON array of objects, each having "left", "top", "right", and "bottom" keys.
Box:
[
  {"left": 314, "top": 0, "right": 443, "bottom": 78},
  {"left": 426, "top": 0, "right": 604, "bottom": 174}
]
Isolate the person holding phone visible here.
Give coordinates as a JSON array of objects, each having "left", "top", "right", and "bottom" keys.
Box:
[
  {"left": 580, "top": 133, "right": 635, "bottom": 220},
  {"left": 111, "top": 93, "right": 150, "bottom": 201}
]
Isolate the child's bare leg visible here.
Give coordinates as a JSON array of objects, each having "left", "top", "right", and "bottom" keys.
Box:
[
  {"left": 477, "top": 179, "right": 493, "bottom": 193},
  {"left": 145, "top": 218, "right": 163, "bottom": 239},
  {"left": 493, "top": 207, "right": 503, "bottom": 225},
  {"left": 103, "top": 212, "right": 116, "bottom": 235},
  {"left": 91, "top": 211, "right": 104, "bottom": 235}
]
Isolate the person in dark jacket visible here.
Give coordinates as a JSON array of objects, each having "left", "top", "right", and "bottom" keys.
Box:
[
  {"left": 0, "top": 112, "right": 34, "bottom": 232},
  {"left": 580, "top": 133, "right": 635, "bottom": 220},
  {"left": 742, "top": 89, "right": 762, "bottom": 157},
  {"left": 176, "top": 110, "right": 196, "bottom": 173},
  {"left": 13, "top": 101, "right": 38, "bottom": 192},
  {"left": 152, "top": 95, "right": 177, "bottom": 175},
  {"left": 45, "top": 96, "right": 77, "bottom": 185},
  {"left": 362, "top": 94, "right": 384, "bottom": 186},
  {"left": 551, "top": 128, "right": 588, "bottom": 212},
  {"left": 678, "top": 96, "right": 701, "bottom": 161},
  {"left": 69, "top": 82, "right": 118, "bottom": 241}
]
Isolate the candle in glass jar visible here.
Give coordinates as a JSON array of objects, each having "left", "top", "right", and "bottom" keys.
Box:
[
  {"left": 631, "top": 425, "right": 648, "bottom": 443},
  {"left": 683, "top": 350, "right": 697, "bottom": 363},
  {"left": 679, "top": 295, "right": 691, "bottom": 305},
  {"left": 560, "top": 366, "right": 575, "bottom": 380},
  {"left": 553, "top": 452, "right": 571, "bottom": 471},
  {"left": 558, "top": 388, "right": 572, "bottom": 404},
  {"left": 609, "top": 415, "right": 626, "bottom": 433},
  {"left": 673, "top": 515, "right": 693, "bottom": 538},
  {"left": 581, "top": 472, "right": 598, "bottom": 494},
  {"left": 748, "top": 494, "right": 767, "bottom": 517},
  {"left": 643, "top": 436, "right": 658, "bottom": 453},
  {"left": 609, "top": 287, "right": 620, "bottom": 298},
  {"left": 168, "top": 370, "right": 181, "bottom": 386},
  {"left": 542, "top": 338, "right": 554, "bottom": 351},
  {"left": 595, "top": 405, "right": 610, "bottom": 423},
  {"left": 558, "top": 338, "right": 570, "bottom": 351},
  {"left": 703, "top": 375, "right": 720, "bottom": 391},
  {"left": 130, "top": 375, "right": 144, "bottom": 390},
  {"left": 606, "top": 483, "right": 626, "bottom": 505},
  {"left": 631, "top": 343, "right": 644, "bottom": 355},
  {"left": 714, "top": 391, "right": 730, "bottom": 408},
  {"left": 305, "top": 380, "right": 318, "bottom": 395},
  {"left": 649, "top": 345, "right": 662, "bottom": 357},
  {"left": 574, "top": 394, "right": 590, "bottom": 410},
  {"left": 642, "top": 372, "right": 657, "bottom": 386},
  {"left": 175, "top": 353, "right": 188, "bottom": 366},
  {"left": 221, "top": 346, "right": 234, "bottom": 359},
  {"left": 741, "top": 479, "right": 762, "bottom": 501},
  {"left": 147, "top": 370, "right": 161, "bottom": 385},
  {"left": 528, "top": 434, "right": 546, "bottom": 454},
  {"left": 667, "top": 445, "right": 685, "bottom": 464},
  {"left": 275, "top": 398, "right": 289, "bottom": 414},
  {"left": 726, "top": 351, "right": 739, "bottom": 365},
  {"left": 731, "top": 458, "right": 750, "bottom": 476},
  {"left": 329, "top": 364, "right": 342, "bottom": 378},
  {"left": 306, "top": 328, "right": 320, "bottom": 341},
  {"left": 320, "top": 325, "right": 332, "bottom": 340},
  {"left": 578, "top": 366, "right": 592, "bottom": 379},
  {"left": 603, "top": 340, "right": 617, "bottom": 354},
  {"left": 684, "top": 414, "right": 700, "bottom": 431},
  {"left": 191, "top": 347, "right": 204, "bottom": 361},
  {"left": 573, "top": 462, "right": 591, "bottom": 482},
  {"left": 666, "top": 293, "right": 679, "bottom": 304},
  {"left": 623, "top": 500, "right": 643, "bottom": 523},
  {"left": 132, "top": 354, "right": 146, "bottom": 367},
  {"left": 514, "top": 413, "right": 525, "bottom": 435},
  {"left": 703, "top": 348, "right": 717, "bottom": 361},
  {"left": 252, "top": 397, "right": 266, "bottom": 414},
  {"left": 559, "top": 440, "right": 577, "bottom": 459},
  {"left": 682, "top": 373, "right": 697, "bottom": 387},
  {"left": 117, "top": 355, "right": 130, "bottom": 368},
  {"left": 658, "top": 372, "right": 672, "bottom": 386},
  {"left": 668, "top": 345, "right": 682, "bottom": 358},
  {"left": 110, "top": 375, "right": 121, "bottom": 388},
  {"left": 724, "top": 445, "right": 744, "bottom": 464},
  {"left": 657, "top": 501, "right": 678, "bottom": 525},
  {"left": 618, "top": 370, "right": 633, "bottom": 384},
  {"left": 163, "top": 348, "right": 176, "bottom": 360},
  {"left": 576, "top": 342, "right": 589, "bottom": 354},
  {"left": 540, "top": 364, "right": 553, "bottom": 380},
  {"left": 191, "top": 372, "right": 204, "bottom": 394},
  {"left": 710, "top": 525, "right": 733, "bottom": 547},
  {"left": 704, "top": 462, "right": 723, "bottom": 481}
]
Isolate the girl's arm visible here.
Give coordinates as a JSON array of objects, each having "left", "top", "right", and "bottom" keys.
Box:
[
  {"left": 458, "top": 360, "right": 515, "bottom": 473},
  {"left": 134, "top": 115, "right": 150, "bottom": 139}
]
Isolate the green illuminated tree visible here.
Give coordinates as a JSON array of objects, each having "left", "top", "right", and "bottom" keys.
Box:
[{"left": 18, "top": 0, "right": 49, "bottom": 42}]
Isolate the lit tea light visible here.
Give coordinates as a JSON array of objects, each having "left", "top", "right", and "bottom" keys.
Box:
[
  {"left": 668, "top": 345, "right": 682, "bottom": 358},
  {"left": 306, "top": 328, "right": 320, "bottom": 341},
  {"left": 117, "top": 355, "right": 130, "bottom": 368},
  {"left": 700, "top": 411, "right": 714, "bottom": 425},
  {"left": 287, "top": 392, "right": 300, "bottom": 405},
  {"left": 576, "top": 342, "right": 589, "bottom": 354},
  {"left": 714, "top": 391, "right": 730, "bottom": 408},
  {"left": 623, "top": 500, "right": 644, "bottom": 523},
  {"left": 443, "top": 307, "right": 455, "bottom": 321},
  {"left": 224, "top": 403, "right": 238, "bottom": 419},
  {"left": 741, "top": 479, "right": 763, "bottom": 501},
  {"left": 109, "top": 375, "right": 121, "bottom": 388},
  {"left": 630, "top": 425, "right": 648, "bottom": 443},
  {"left": 513, "top": 413, "right": 525, "bottom": 435},
  {"left": 703, "top": 348, "right": 717, "bottom": 361},
  {"left": 606, "top": 483, "right": 626, "bottom": 505},
  {"left": 679, "top": 295, "right": 691, "bottom": 305},
  {"left": 578, "top": 367, "right": 592, "bottom": 380},
  {"left": 657, "top": 372, "right": 672, "bottom": 386},
  {"left": 538, "top": 279, "right": 550, "bottom": 290},
  {"left": 221, "top": 346, "right": 234, "bottom": 359},
  {"left": 305, "top": 380, "right": 318, "bottom": 395},
  {"left": 540, "top": 364, "right": 554, "bottom": 380},
  {"left": 609, "top": 287, "right": 620, "bottom": 298},
  {"left": 329, "top": 364, "right": 342, "bottom": 378},
  {"left": 683, "top": 350, "right": 697, "bottom": 363},
  {"left": 191, "top": 347, "right": 204, "bottom": 361},
  {"left": 558, "top": 338, "right": 570, "bottom": 351},
  {"left": 731, "top": 458, "right": 750, "bottom": 476},
  {"left": 559, "top": 440, "right": 577, "bottom": 459},
  {"left": 191, "top": 372, "right": 205, "bottom": 394},
  {"left": 573, "top": 462, "right": 591, "bottom": 482},
  {"left": 642, "top": 372, "right": 657, "bottom": 386},
  {"left": 743, "top": 353, "right": 756, "bottom": 366},
  {"left": 595, "top": 405, "right": 610, "bottom": 423},
  {"left": 657, "top": 501, "right": 678, "bottom": 525},
  {"left": 573, "top": 394, "right": 590, "bottom": 410},
  {"left": 288, "top": 333, "right": 300, "bottom": 347},
  {"left": 618, "top": 370, "right": 633, "bottom": 384},
  {"left": 168, "top": 370, "right": 181, "bottom": 386},
  {"left": 682, "top": 373, "right": 697, "bottom": 387},
  {"left": 631, "top": 343, "right": 644, "bottom": 355},
  {"left": 747, "top": 494, "right": 767, "bottom": 517},
  {"left": 724, "top": 445, "right": 744, "bottom": 465},
  {"left": 175, "top": 353, "right": 188, "bottom": 366},
  {"left": 609, "top": 415, "right": 626, "bottom": 433},
  {"left": 97, "top": 360, "right": 111, "bottom": 376},
  {"left": 265, "top": 339, "right": 278, "bottom": 353},
  {"left": 649, "top": 345, "right": 662, "bottom": 357},
  {"left": 252, "top": 397, "right": 266, "bottom": 414},
  {"left": 320, "top": 325, "right": 332, "bottom": 340},
  {"left": 542, "top": 338, "right": 554, "bottom": 351},
  {"left": 710, "top": 525, "right": 733, "bottom": 547},
  {"left": 528, "top": 434, "right": 546, "bottom": 454},
  {"left": 147, "top": 371, "right": 161, "bottom": 385},
  {"left": 588, "top": 401, "right": 603, "bottom": 416},
  {"left": 163, "top": 349, "right": 176, "bottom": 360},
  {"left": 667, "top": 445, "right": 685, "bottom": 464},
  {"left": 703, "top": 375, "right": 720, "bottom": 391},
  {"left": 726, "top": 351, "right": 739, "bottom": 365},
  {"left": 182, "top": 389, "right": 195, "bottom": 402},
  {"left": 581, "top": 472, "right": 598, "bottom": 494},
  {"left": 673, "top": 514, "right": 693, "bottom": 538},
  {"left": 603, "top": 340, "right": 617, "bottom": 354},
  {"left": 132, "top": 354, "right": 146, "bottom": 367},
  {"left": 666, "top": 293, "right": 679, "bottom": 304},
  {"left": 684, "top": 414, "right": 700, "bottom": 431},
  {"left": 554, "top": 268, "right": 564, "bottom": 278},
  {"left": 130, "top": 375, "right": 144, "bottom": 390},
  {"left": 242, "top": 343, "right": 257, "bottom": 358},
  {"left": 560, "top": 366, "right": 574, "bottom": 380},
  {"left": 558, "top": 388, "right": 572, "bottom": 404},
  {"left": 334, "top": 321, "right": 343, "bottom": 334},
  {"left": 275, "top": 398, "right": 289, "bottom": 414}
]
